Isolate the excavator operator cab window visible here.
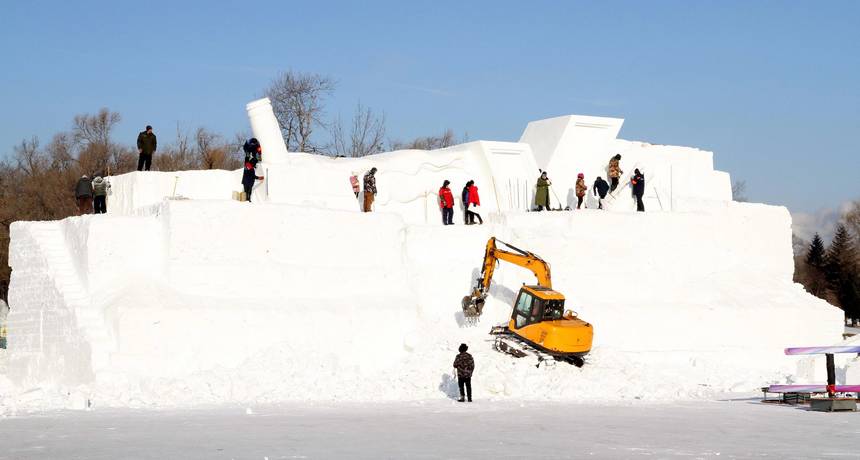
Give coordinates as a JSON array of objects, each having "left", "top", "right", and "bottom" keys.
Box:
[
  {"left": 543, "top": 299, "right": 565, "bottom": 321},
  {"left": 513, "top": 290, "right": 535, "bottom": 329},
  {"left": 513, "top": 290, "right": 548, "bottom": 329}
]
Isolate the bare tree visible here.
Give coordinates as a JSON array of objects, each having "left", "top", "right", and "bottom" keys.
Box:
[
  {"left": 13, "top": 137, "right": 43, "bottom": 175},
  {"left": 330, "top": 102, "right": 386, "bottom": 157},
  {"left": 390, "top": 129, "right": 460, "bottom": 151},
  {"left": 196, "top": 127, "right": 240, "bottom": 170},
  {"left": 265, "top": 71, "right": 335, "bottom": 153},
  {"left": 731, "top": 180, "right": 748, "bottom": 202},
  {"left": 73, "top": 108, "right": 122, "bottom": 175}
]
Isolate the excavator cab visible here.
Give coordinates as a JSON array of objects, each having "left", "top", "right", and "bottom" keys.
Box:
[
  {"left": 512, "top": 287, "right": 564, "bottom": 328},
  {"left": 510, "top": 286, "right": 592, "bottom": 356}
]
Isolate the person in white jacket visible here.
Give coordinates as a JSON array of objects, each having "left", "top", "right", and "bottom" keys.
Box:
[{"left": 92, "top": 175, "right": 111, "bottom": 214}]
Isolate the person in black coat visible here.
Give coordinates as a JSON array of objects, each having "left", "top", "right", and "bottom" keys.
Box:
[
  {"left": 631, "top": 168, "right": 645, "bottom": 212},
  {"left": 461, "top": 181, "right": 472, "bottom": 224},
  {"left": 592, "top": 176, "right": 609, "bottom": 210},
  {"left": 241, "top": 158, "right": 264, "bottom": 202},
  {"left": 74, "top": 175, "right": 93, "bottom": 215}
]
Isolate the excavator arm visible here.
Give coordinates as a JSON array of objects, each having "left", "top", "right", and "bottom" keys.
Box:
[{"left": 463, "top": 237, "right": 552, "bottom": 317}]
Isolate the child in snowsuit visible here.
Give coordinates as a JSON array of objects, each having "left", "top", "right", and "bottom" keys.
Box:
[
  {"left": 350, "top": 172, "right": 360, "bottom": 198},
  {"left": 453, "top": 343, "right": 475, "bottom": 402},
  {"left": 439, "top": 180, "right": 455, "bottom": 225},
  {"left": 593, "top": 176, "right": 609, "bottom": 210},
  {"left": 575, "top": 173, "right": 587, "bottom": 209},
  {"left": 241, "top": 158, "right": 264, "bottom": 202}
]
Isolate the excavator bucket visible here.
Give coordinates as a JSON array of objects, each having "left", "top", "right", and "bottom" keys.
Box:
[{"left": 462, "top": 295, "right": 484, "bottom": 318}]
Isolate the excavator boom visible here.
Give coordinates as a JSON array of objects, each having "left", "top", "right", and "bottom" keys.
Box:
[
  {"left": 477, "top": 237, "right": 551, "bottom": 294},
  {"left": 462, "top": 237, "right": 552, "bottom": 317}
]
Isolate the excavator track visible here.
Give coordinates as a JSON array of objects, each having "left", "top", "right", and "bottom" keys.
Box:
[{"left": 490, "top": 325, "right": 585, "bottom": 368}]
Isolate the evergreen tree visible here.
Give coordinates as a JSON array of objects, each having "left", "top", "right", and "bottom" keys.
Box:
[
  {"left": 824, "top": 225, "right": 860, "bottom": 323},
  {"left": 806, "top": 234, "right": 826, "bottom": 268},
  {"left": 803, "top": 233, "right": 828, "bottom": 297}
]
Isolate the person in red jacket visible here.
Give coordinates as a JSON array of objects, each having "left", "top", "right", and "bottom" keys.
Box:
[
  {"left": 438, "top": 180, "right": 455, "bottom": 225},
  {"left": 465, "top": 180, "right": 483, "bottom": 225}
]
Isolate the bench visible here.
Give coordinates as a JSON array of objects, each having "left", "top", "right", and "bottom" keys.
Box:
[{"left": 766, "top": 346, "right": 860, "bottom": 412}]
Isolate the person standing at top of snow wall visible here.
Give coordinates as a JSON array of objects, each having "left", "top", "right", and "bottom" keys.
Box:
[
  {"left": 535, "top": 171, "right": 551, "bottom": 211},
  {"left": 439, "top": 180, "right": 454, "bottom": 225},
  {"left": 608, "top": 154, "right": 623, "bottom": 192},
  {"left": 575, "top": 173, "right": 587, "bottom": 209},
  {"left": 593, "top": 176, "right": 609, "bottom": 209},
  {"left": 363, "top": 168, "right": 378, "bottom": 212},
  {"left": 136, "top": 125, "right": 157, "bottom": 171},
  {"left": 631, "top": 168, "right": 645, "bottom": 212}
]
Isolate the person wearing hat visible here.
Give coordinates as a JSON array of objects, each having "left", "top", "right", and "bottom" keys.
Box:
[
  {"left": 575, "top": 173, "right": 587, "bottom": 209},
  {"left": 243, "top": 138, "right": 262, "bottom": 163},
  {"left": 363, "top": 167, "right": 378, "bottom": 212},
  {"left": 74, "top": 175, "right": 93, "bottom": 215},
  {"left": 241, "top": 157, "right": 264, "bottom": 202},
  {"left": 453, "top": 343, "right": 475, "bottom": 402},
  {"left": 136, "top": 125, "right": 157, "bottom": 171},
  {"left": 535, "top": 171, "right": 551, "bottom": 211},
  {"left": 438, "top": 180, "right": 455, "bottom": 225}
]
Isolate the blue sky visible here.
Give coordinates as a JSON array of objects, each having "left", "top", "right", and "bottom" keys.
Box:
[{"left": 1, "top": 0, "right": 857, "bottom": 213}]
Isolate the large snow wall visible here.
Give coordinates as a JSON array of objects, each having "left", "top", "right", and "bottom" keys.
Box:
[
  {"left": 1, "top": 109, "right": 845, "bottom": 409},
  {"left": 4, "top": 196, "right": 843, "bottom": 407}
]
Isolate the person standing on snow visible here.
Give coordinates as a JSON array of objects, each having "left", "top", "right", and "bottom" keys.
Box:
[
  {"left": 453, "top": 343, "right": 475, "bottom": 402},
  {"left": 607, "top": 154, "right": 623, "bottom": 192},
  {"left": 241, "top": 157, "right": 264, "bottom": 202},
  {"left": 535, "top": 171, "right": 551, "bottom": 211},
  {"left": 593, "top": 176, "right": 609, "bottom": 210},
  {"left": 92, "top": 175, "right": 111, "bottom": 214},
  {"left": 74, "top": 175, "right": 93, "bottom": 215},
  {"left": 631, "top": 168, "right": 645, "bottom": 212},
  {"left": 350, "top": 171, "right": 360, "bottom": 198},
  {"left": 136, "top": 125, "right": 157, "bottom": 171},
  {"left": 439, "top": 180, "right": 455, "bottom": 225},
  {"left": 363, "top": 167, "right": 378, "bottom": 212},
  {"left": 463, "top": 180, "right": 483, "bottom": 225},
  {"left": 575, "top": 173, "right": 587, "bottom": 209}
]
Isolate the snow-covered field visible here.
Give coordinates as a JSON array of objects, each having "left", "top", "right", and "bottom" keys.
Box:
[{"left": 1, "top": 399, "right": 857, "bottom": 459}]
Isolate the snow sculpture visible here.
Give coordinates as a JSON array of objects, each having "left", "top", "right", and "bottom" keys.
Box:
[{"left": 245, "top": 97, "right": 289, "bottom": 164}]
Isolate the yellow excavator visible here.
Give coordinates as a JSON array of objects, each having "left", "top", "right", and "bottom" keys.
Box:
[{"left": 462, "top": 237, "right": 593, "bottom": 367}]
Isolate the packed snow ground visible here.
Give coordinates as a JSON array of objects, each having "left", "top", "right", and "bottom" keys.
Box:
[{"left": 1, "top": 399, "right": 858, "bottom": 459}]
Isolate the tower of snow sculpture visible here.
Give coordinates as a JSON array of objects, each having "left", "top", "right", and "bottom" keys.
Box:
[{"left": 245, "top": 97, "right": 289, "bottom": 163}]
